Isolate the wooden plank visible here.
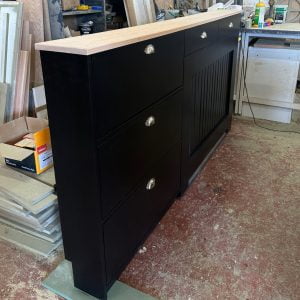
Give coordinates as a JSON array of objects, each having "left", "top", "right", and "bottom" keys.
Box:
[
  {"left": 42, "top": 0, "right": 52, "bottom": 41},
  {"left": 0, "top": 222, "right": 62, "bottom": 257},
  {"left": 0, "top": 165, "right": 54, "bottom": 207},
  {"left": 0, "top": 195, "right": 24, "bottom": 211},
  {"left": 30, "top": 193, "right": 58, "bottom": 215},
  {"left": 23, "top": 35, "right": 32, "bottom": 117},
  {"left": 13, "top": 50, "right": 29, "bottom": 119},
  {"left": 0, "top": 217, "right": 61, "bottom": 243},
  {"left": 0, "top": 83, "right": 8, "bottom": 125},
  {"left": 19, "top": 0, "right": 44, "bottom": 85},
  {"left": 35, "top": 9, "right": 241, "bottom": 55}
]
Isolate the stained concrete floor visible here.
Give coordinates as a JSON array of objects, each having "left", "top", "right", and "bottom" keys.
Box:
[{"left": 0, "top": 117, "right": 299, "bottom": 300}]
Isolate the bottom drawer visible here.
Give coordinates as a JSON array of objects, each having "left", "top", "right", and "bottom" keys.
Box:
[{"left": 104, "top": 144, "right": 180, "bottom": 285}]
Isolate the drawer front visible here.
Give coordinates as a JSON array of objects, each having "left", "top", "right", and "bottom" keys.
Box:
[
  {"left": 219, "top": 15, "right": 240, "bottom": 40},
  {"left": 103, "top": 145, "right": 180, "bottom": 285},
  {"left": 99, "top": 89, "right": 182, "bottom": 218},
  {"left": 91, "top": 32, "right": 184, "bottom": 138},
  {"left": 185, "top": 21, "right": 218, "bottom": 56}
]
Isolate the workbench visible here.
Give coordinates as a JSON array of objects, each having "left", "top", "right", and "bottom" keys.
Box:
[{"left": 235, "top": 23, "right": 300, "bottom": 115}]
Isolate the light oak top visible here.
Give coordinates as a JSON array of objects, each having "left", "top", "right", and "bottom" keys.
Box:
[{"left": 35, "top": 9, "right": 241, "bottom": 55}]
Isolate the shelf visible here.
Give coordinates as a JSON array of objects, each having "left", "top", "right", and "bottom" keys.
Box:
[{"left": 62, "top": 9, "right": 102, "bottom": 17}]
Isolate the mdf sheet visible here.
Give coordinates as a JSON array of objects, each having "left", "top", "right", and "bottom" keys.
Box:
[
  {"left": 0, "top": 165, "right": 54, "bottom": 208},
  {"left": 0, "top": 222, "right": 62, "bottom": 256}
]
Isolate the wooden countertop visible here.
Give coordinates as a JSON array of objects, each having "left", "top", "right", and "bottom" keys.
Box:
[{"left": 35, "top": 9, "right": 241, "bottom": 55}]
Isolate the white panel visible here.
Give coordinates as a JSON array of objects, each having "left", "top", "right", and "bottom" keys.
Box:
[
  {"left": 246, "top": 47, "right": 299, "bottom": 104},
  {"left": 242, "top": 102, "right": 292, "bottom": 124}
]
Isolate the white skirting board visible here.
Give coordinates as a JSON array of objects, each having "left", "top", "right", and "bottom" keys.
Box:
[{"left": 242, "top": 102, "right": 292, "bottom": 124}]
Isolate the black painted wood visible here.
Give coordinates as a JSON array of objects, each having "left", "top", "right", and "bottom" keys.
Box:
[
  {"left": 185, "top": 20, "right": 219, "bottom": 56},
  {"left": 40, "top": 14, "right": 240, "bottom": 300},
  {"left": 100, "top": 89, "right": 182, "bottom": 218},
  {"left": 91, "top": 32, "right": 184, "bottom": 138},
  {"left": 181, "top": 36, "right": 237, "bottom": 191},
  {"left": 104, "top": 144, "right": 180, "bottom": 285},
  {"left": 40, "top": 52, "right": 107, "bottom": 299}
]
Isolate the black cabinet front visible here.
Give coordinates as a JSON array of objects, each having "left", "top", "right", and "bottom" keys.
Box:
[
  {"left": 40, "top": 14, "right": 240, "bottom": 300},
  {"left": 99, "top": 89, "right": 182, "bottom": 218},
  {"left": 181, "top": 34, "right": 237, "bottom": 191},
  {"left": 91, "top": 32, "right": 184, "bottom": 138}
]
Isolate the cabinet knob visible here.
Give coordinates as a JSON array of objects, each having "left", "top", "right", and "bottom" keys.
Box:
[
  {"left": 201, "top": 31, "right": 207, "bottom": 39},
  {"left": 146, "top": 178, "right": 156, "bottom": 190},
  {"left": 229, "top": 22, "right": 234, "bottom": 28},
  {"left": 145, "top": 116, "right": 155, "bottom": 127},
  {"left": 144, "top": 44, "right": 155, "bottom": 55}
]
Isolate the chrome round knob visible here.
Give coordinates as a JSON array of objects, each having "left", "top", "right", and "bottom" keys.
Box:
[
  {"left": 145, "top": 116, "right": 155, "bottom": 127},
  {"left": 201, "top": 31, "right": 207, "bottom": 39},
  {"left": 144, "top": 44, "right": 155, "bottom": 55},
  {"left": 229, "top": 22, "right": 234, "bottom": 28},
  {"left": 146, "top": 178, "right": 156, "bottom": 190}
]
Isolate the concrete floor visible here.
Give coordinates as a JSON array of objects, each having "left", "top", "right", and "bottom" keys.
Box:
[{"left": 0, "top": 117, "right": 299, "bottom": 300}]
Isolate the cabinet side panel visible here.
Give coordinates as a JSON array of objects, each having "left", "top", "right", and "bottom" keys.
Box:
[{"left": 40, "top": 52, "right": 107, "bottom": 299}]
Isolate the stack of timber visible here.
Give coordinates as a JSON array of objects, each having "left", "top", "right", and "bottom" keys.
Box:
[
  {"left": 0, "top": 165, "right": 61, "bottom": 256},
  {"left": 0, "top": 0, "right": 66, "bottom": 125}
]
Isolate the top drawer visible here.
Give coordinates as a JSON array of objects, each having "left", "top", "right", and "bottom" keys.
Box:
[
  {"left": 219, "top": 15, "right": 241, "bottom": 40},
  {"left": 91, "top": 32, "right": 184, "bottom": 138},
  {"left": 185, "top": 21, "right": 218, "bottom": 56}
]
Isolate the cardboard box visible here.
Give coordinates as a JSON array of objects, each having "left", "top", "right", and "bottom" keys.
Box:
[
  {"left": 0, "top": 117, "right": 53, "bottom": 174},
  {"left": 61, "top": 0, "right": 80, "bottom": 11}
]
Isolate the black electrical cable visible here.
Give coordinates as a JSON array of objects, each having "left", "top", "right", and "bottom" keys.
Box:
[{"left": 240, "top": 42, "right": 300, "bottom": 135}]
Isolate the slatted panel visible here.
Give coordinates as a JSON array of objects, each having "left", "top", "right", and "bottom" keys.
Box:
[{"left": 190, "top": 52, "right": 232, "bottom": 154}]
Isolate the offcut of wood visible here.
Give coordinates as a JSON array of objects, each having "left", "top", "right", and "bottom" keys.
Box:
[
  {"left": 0, "top": 165, "right": 54, "bottom": 207},
  {"left": 13, "top": 50, "right": 29, "bottom": 119},
  {"left": 0, "top": 217, "right": 61, "bottom": 243},
  {"left": 0, "top": 83, "right": 8, "bottom": 125},
  {"left": 0, "top": 222, "right": 62, "bottom": 257}
]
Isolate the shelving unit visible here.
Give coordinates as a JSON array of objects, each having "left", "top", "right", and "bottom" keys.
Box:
[{"left": 63, "top": 0, "right": 107, "bottom": 33}]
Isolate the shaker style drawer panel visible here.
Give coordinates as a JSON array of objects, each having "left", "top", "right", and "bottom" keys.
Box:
[
  {"left": 185, "top": 21, "right": 218, "bottom": 56},
  {"left": 103, "top": 145, "right": 180, "bottom": 285},
  {"left": 219, "top": 15, "right": 240, "bottom": 40},
  {"left": 99, "top": 89, "right": 182, "bottom": 218},
  {"left": 91, "top": 32, "right": 184, "bottom": 138}
]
